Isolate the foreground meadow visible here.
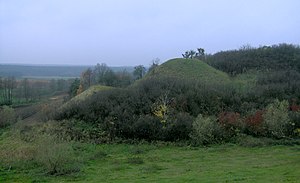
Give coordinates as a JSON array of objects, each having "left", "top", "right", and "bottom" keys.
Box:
[{"left": 1, "top": 134, "right": 299, "bottom": 183}]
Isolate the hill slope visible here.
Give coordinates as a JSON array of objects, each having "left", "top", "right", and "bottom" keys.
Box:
[
  {"left": 60, "top": 85, "right": 113, "bottom": 110},
  {"left": 146, "top": 58, "right": 230, "bottom": 83}
]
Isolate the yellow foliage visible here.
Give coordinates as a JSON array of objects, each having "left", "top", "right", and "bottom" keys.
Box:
[{"left": 152, "top": 104, "right": 168, "bottom": 123}]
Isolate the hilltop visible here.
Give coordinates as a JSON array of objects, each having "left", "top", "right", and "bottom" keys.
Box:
[{"left": 146, "top": 58, "right": 230, "bottom": 83}]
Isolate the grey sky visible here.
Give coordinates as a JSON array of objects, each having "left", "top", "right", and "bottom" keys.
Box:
[{"left": 0, "top": 0, "right": 299, "bottom": 66}]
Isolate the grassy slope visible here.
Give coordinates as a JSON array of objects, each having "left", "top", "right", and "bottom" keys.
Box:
[
  {"left": 60, "top": 85, "right": 113, "bottom": 109},
  {"left": 146, "top": 58, "right": 230, "bottom": 83},
  {"left": 1, "top": 142, "right": 299, "bottom": 183},
  {"left": 71, "top": 85, "right": 113, "bottom": 102}
]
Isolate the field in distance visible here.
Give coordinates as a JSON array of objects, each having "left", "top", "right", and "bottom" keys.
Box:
[{"left": 0, "top": 64, "right": 134, "bottom": 79}]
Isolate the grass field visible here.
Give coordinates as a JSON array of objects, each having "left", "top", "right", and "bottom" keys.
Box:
[{"left": 1, "top": 140, "right": 299, "bottom": 183}]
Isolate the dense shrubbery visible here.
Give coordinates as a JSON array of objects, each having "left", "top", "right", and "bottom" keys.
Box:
[
  {"left": 56, "top": 76, "right": 228, "bottom": 142},
  {"left": 55, "top": 73, "right": 300, "bottom": 144},
  {"left": 53, "top": 44, "right": 300, "bottom": 145},
  {"left": 206, "top": 44, "right": 300, "bottom": 75}
]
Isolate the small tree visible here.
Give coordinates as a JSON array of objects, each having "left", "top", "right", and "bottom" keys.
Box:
[
  {"left": 189, "top": 50, "right": 196, "bottom": 59},
  {"left": 182, "top": 51, "right": 190, "bottom": 59},
  {"left": 69, "top": 78, "right": 80, "bottom": 97},
  {"left": 182, "top": 50, "right": 198, "bottom": 59},
  {"left": 196, "top": 48, "right": 205, "bottom": 60},
  {"left": 80, "top": 68, "right": 93, "bottom": 90},
  {"left": 263, "top": 100, "right": 292, "bottom": 138},
  {"left": 133, "top": 65, "right": 146, "bottom": 80},
  {"left": 189, "top": 114, "right": 222, "bottom": 145},
  {"left": 148, "top": 58, "right": 160, "bottom": 73}
]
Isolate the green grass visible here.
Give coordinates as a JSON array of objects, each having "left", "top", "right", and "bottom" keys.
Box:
[
  {"left": 78, "top": 144, "right": 300, "bottom": 183},
  {"left": 1, "top": 140, "right": 299, "bottom": 182},
  {"left": 146, "top": 58, "right": 231, "bottom": 83}
]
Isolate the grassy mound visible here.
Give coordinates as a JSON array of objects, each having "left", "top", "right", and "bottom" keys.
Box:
[
  {"left": 60, "top": 85, "right": 113, "bottom": 110},
  {"left": 72, "top": 85, "right": 113, "bottom": 102},
  {"left": 146, "top": 58, "right": 230, "bottom": 83}
]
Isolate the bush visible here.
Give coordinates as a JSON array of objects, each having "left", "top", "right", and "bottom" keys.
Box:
[
  {"left": 0, "top": 106, "right": 17, "bottom": 128},
  {"left": 164, "top": 112, "right": 193, "bottom": 141},
  {"left": 35, "top": 135, "right": 80, "bottom": 175},
  {"left": 133, "top": 115, "right": 162, "bottom": 140},
  {"left": 218, "top": 112, "right": 243, "bottom": 138},
  {"left": 244, "top": 110, "right": 265, "bottom": 136},
  {"left": 289, "top": 111, "right": 300, "bottom": 137},
  {"left": 189, "top": 114, "right": 222, "bottom": 146},
  {"left": 263, "top": 100, "right": 292, "bottom": 138}
]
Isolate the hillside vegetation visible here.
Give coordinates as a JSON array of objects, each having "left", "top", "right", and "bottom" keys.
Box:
[
  {"left": 1, "top": 43, "right": 300, "bottom": 181},
  {"left": 54, "top": 44, "right": 300, "bottom": 143},
  {"left": 68, "top": 85, "right": 113, "bottom": 103},
  {"left": 206, "top": 43, "right": 300, "bottom": 75}
]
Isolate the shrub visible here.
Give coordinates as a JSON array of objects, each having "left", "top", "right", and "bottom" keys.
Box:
[
  {"left": 263, "top": 100, "right": 292, "bottom": 138},
  {"left": 218, "top": 112, "right": 243, "bottom": 138},
  {"left": 57, "top": 119, "right": 109, "bottom": 143},
  {"left": 244, "top": 110, "right": 265, "bottom": 136},
  {"left": 289, "top": 111, "right": 300, "bottom": 136},
  {"left": 0, "top": 106, "right": 17, "bottom": 128},
  {"left": 35, "top": 135, "right": 80, "bottom": 175},
  {"left": 133, "top": 115, "right": 162, "bottom": 141},
  {"left": 164, "top": 112, "right": 193, "bottom": 141},
  {"left": 189, "top": 114, "right": 222, "bottom": 146}
]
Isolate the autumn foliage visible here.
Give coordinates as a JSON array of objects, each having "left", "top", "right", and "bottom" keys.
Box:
[{"left": 245, "top": 110, "right": 265, "bottom": 136}]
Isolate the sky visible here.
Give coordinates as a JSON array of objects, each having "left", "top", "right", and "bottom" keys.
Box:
[{"left": 0, "top": 0, "right": 299, "bottom": 66}]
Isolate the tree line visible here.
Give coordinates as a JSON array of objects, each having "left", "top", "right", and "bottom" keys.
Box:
[
  {"left": 72, "top": 60, "right": 160, "bottom": 96},
  {"left": 0, "top": 77, "right": 73, "bottom": 106},
  {"left": 205, "top": 43, "right": 300, "bottom": 75}
]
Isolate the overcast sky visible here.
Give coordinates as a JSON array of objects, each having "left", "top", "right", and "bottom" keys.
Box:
[{"left": 0, "top": 0, "right": 299, "bottom": 66}]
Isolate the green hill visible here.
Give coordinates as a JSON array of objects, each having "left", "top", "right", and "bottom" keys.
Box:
[
  {"left": 60, "top": 85, "right": 113, "bottom": 110},
  {"left": 59, "top": 58, "right": 231, "bottom": 119},
  {"left": 73, "top": 85, "right": 113, "bottom": 101},
  {"left": 146, "top": 58, "right": 230, "bottom": 83}
]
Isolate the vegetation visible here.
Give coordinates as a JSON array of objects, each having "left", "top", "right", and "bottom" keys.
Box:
[
  {"left": 1, "top": 43, "right": 300, "bottom": 182},
  {"left": 1, "top": 136, "right": 299, "bottom": 182},
  {"left": 0, "top": 77, "right": 73, "bottom": 106},
  {"left": 206, "top": 43, "right": 300, "bottom": 75}
]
